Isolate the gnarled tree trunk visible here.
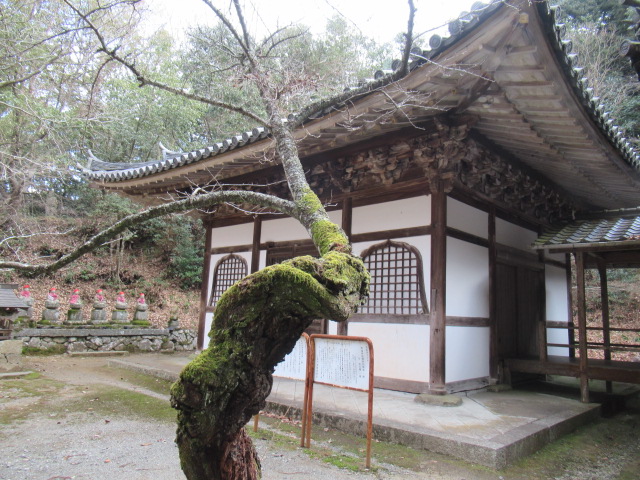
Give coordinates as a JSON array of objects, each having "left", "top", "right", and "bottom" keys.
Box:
[{"left": 170, "top": 235, "right": 368, "bottom": 480}]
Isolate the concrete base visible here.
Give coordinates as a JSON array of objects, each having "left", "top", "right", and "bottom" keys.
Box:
[
  {"left": 414, "top": 393, "right": 462, "bottom": 407},
  {"left": 108, "top": 353, "right": 602, "bottom": 469}
]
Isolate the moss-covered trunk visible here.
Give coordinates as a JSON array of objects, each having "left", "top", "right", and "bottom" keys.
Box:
[{"left": 170, "top": 121, "right": 369, "bottom": 480}]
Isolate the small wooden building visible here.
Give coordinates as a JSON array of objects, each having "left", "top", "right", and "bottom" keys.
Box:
[
  {"left": 0, "top": 284, "right": 27, "bottom": 340},
  {"left": 84, "top": 1, "right": 640, "bottom": 396}
]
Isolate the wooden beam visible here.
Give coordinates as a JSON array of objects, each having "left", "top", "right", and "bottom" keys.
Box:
[
  {"left": 575, "top": 251, "right": 590, "bottom": 403},
  {"left": 197, "top": 223, "right": 214, "bottom": 351},
  {"left": 251, "top": 216, "right": 262, "bottom": 274},
  {"left": 489, "top": 208, "right": 499, "bottom": 381},
  {"left": 597, "top": 260, "right": 613, "bottom": 394},
  {"left": 538, "top": 251, "right": 548, "bottom": 362},
  {"left": 338, "top": 197, "right": 353, "bottom": 336},
  {"left": 429, "top": 188, "right": 447, "bottom": 394},
  {"left": 566, "top": 254, "right": 576, "bottom": 359}
]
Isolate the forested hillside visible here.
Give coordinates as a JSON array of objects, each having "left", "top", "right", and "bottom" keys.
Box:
[{"left": 0, "top": 1, "right": 394, "bottom": 327}]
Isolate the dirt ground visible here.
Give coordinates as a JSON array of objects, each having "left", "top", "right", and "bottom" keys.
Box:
[{"left": 1, "top": 355, "right": 639, "bottom": 480}]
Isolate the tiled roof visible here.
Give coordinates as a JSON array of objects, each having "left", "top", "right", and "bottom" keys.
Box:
[
  {"left": 534, "top": 214, "right": 640, "bottom": 249},
  {"left": 81, "top": 0, "right": 640, "bottom": 208},
  {"left": 0, "top": 285, "right": 27, "bottom": 309}
]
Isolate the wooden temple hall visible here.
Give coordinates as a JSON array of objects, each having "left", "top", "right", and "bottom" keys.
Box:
[{"left": 83, "top": 1, "right": 640, "bottom": 400}]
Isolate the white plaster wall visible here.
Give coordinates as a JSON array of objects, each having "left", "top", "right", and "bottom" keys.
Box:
[
  {"left": 353, "top": 235, "right": 431, "bottom": 297},
  {"left": 327, "top": 322, "right": 338, "bottom": 335},
  {"left": 446, "top": 238, "right": 489, "bottom": 317},
  {"left": 202, "top": 312, "right": 214, "bottom": 349},
  {"left": 352, "top": 196, "right": 430, "bottom": 234},
  {"left": 447, "top": 198, "right": 488, "bottom": 239},
  {"left": 211, "top": 222, "right": 254, "bottom": 247},
  {"left": 261, "top": 216, "right": 309, "bottom": 242},
  {"left": 546, "top": 266, "right": 569, "bottom": 322},
  {"left": 547, "top": 328, "right": 571, "bottom": 357},
  {"left": 496, "top": 218, "right": 538, "bottom": 250},
  {"left": 445, "top": 326, "right": 490, "bottom": 382},
  {"left": 348, "top": 323, "right": 430, "bottom": 383},
  {"left": 546, "top": 265, "right": 571, "bottom": 357},
  {"left": 261, "top": 210, "right": 342, "bottom": 243}
]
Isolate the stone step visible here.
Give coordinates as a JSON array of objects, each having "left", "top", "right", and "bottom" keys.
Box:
[{"left": 67, "top": 351, "right": 129, "bottom": 357}]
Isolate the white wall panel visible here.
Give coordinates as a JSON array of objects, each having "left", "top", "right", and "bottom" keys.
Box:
[
  {"left": 546, "top": 265, "right": 570, "bottom": 357},
  {"left": 202, "top": 312, "right": 214, "bottom": 349},
  {"left": 260, "top": 210, "right": 342, "bottom": 243},
  {"left": 445, "top": 326, "right": 490, "bottom": 382},
  {"left": 348, "top": 323, "right": 429, "bottom": 382},
  {"left": 496, "top": 218, "right": 538, "bottom": 250},
  {"left": 262, "top": 216, "right": 309, "bottom": 242},
  {"left": 446, "top": 238, "right": 489, "bottom": 317},
  {"left": 352, "top": 196, "right": 430, "bottom": 234},
  {"left": 212, "top": 223, "right": 254, "bottom": 247},
  {"left": 327, "top": 321, "right": 338, "bottom": 335},
  {"left": 547, "top": 328, "right": 571, "bottom": 356},
  {"left": 546, "top": 266, "right": 569, "bottom": 322},
  {"left": 447, "top": 198, "right": 488, "bottom": 239}
]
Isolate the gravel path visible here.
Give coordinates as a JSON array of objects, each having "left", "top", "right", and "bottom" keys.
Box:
[{"left": 0, "top": 356, "right": 440, "bottom": 480}]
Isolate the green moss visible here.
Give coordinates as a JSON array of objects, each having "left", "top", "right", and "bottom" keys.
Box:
[
  {"left": 131, "top": 320, "right": 151, "bottom": 326},
  {"left": 22, "top": 345, "right": 67, "bottom": 356},
  {"left": 310, "top": 220, "right": 349, "bottom": 256}
]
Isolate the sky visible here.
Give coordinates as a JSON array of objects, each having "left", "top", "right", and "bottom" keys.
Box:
[{"left": 144, "top": 0, "right": 480, "bottom": 45}]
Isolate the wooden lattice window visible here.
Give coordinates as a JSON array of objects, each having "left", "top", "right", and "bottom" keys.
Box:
[
  {"left": 208, "top": 254, "right": 248, "bottom": 309},
  {"left": 359, "top": 240, "right": 428, "bottom": 315}
]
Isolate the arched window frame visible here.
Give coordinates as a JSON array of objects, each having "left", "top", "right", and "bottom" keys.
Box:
[
  {"left": 208, "top": 254, "right": 248, "bottom": 309},
  {"left": 358, "top": 239, "right": 429, "bottom": 317}
]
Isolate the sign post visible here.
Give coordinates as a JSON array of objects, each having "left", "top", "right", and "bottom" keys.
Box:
[{"left": 304, "top": 334, "right": 374, "bottom": 468}]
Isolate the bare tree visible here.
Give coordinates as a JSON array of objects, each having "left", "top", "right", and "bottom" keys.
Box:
[{"left": 2, "top": 0, "right": 417, "bottom": 478}]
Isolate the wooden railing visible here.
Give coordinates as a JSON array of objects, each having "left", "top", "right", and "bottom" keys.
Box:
[{"left": 547, "top": 323, "right": 640, "bottom": 357}]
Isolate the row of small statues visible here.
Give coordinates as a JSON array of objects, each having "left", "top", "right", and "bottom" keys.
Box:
[{"left": 18, "top": 285, "right": 151, "bottom": 327}]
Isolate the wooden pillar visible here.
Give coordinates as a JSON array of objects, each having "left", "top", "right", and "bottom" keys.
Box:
[
  {"left": 429, "top": 188, "right": 447, "bottom": 394},
  {"left": 574, "top": 251, "right": 590, "bottom": 403},
  {"left": 338, "top": 197, "right": 353, "bottom": 336},
  {"left": 597, "top": 259, "right": 613, "bottom": 394},
  {"left": 197, "top": 221, "right": 214, "bottom": 351},
  {"left": 566, "top": 253, "right": 576, "bottom": 358},
  {"left": 538, "top": 251, "right": 548, "bottom": 363},
  {"left": 251, "top": 216, "right": 262, "bottom": 274},
  {"left": 488, "top": 208, "right": 498, "bottom": 382}
]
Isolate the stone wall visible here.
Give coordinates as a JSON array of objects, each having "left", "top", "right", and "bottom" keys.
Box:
[{"left": 13, "top": 328, "right": 196, "bottom": 353}]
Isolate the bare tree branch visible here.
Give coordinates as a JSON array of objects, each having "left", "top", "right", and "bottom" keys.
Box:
[
  {"left": 63, "top": 0, "right": 269, "bottom": 127},
  {"left": 398, "top": 0, "right": 416, "bottom": 77},
  {"left": 0, "top": 190, "right": 295, "bottom": 276}
]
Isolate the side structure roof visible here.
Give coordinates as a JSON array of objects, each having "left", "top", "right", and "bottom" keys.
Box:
[{"left": 82, "top": 0, "right": 640, "bottom": 213}]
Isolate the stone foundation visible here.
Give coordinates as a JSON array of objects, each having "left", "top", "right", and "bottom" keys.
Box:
[
  {"left": 0, "top": 340, "right": 24, "bottom": 372},
  {"left": 12, "top": 328, "right": 196, "bottom": 353}
]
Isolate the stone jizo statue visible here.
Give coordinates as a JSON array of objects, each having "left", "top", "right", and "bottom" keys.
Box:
[
  {"left": 111, "top": 291, "right": 129, "bottom": 324},
  {"left": 90, "top": 289, "right": 108, "bottom": 325},
  {"left": 132, "top": 292, "right": 150, "bottom": 326},
  {"left": 42, "top": 287, "right": 60, "bottom": 325},
  {"left": 66, "top": 288, "right": 84, "bottom": 325}
]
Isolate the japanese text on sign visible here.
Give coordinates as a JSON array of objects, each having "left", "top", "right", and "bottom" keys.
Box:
[
  {"left": 314, "top": 337, "right": 370, "bottom": 390},
  {"left": 274, "top": 336, "right": 308, "bottom": 381}
]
